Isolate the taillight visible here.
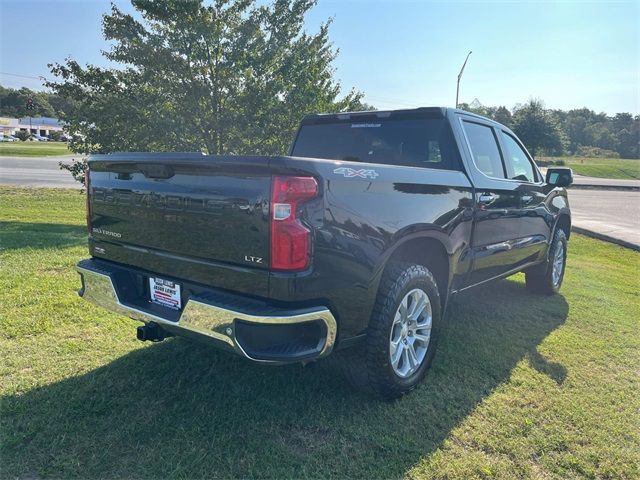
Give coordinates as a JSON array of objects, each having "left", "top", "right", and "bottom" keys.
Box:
[
  {"left": 270, "top": 176, "right": 318, "bottom": 271},
  {"left": 85, "top": 166, "right": 92, "bottom": 233}
]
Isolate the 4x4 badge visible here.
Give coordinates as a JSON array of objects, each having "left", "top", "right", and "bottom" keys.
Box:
[{"left": 333, "top": 167, "right": 379, "bottom": 179}]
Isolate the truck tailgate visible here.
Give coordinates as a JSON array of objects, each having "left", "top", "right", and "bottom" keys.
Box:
[{"left": 88, "top": 153, "right": 272, "bottom": 291}]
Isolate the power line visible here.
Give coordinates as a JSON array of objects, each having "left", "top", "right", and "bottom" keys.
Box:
[{"left": 0, "top": 71, "right": 49, "bottom": 81}]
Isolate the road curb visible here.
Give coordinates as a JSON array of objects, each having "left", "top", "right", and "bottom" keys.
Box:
[
  {"left": 569, "top": 184, "right": 640, "bottom": 192},
  {"left": 572, "top": 226, "right": 640, "bottom": 251}
]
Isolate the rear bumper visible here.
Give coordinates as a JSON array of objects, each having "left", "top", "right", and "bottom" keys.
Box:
[{"left": 76, "top": 259, "right": 337, "bottom": 363}]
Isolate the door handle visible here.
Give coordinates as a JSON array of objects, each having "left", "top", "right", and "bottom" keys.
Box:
[
  {"left": 522, "top": 194, "right": 533, "bottom": 204},
  {"left": 478, "top": 193, "right": 496, "bottom": 204},
  {"left": 486, "top": 241, "right": 512, "bottom": 252}
]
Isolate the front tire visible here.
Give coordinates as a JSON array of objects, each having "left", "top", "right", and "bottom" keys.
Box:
[
  {"left": 340, "top": 262, "right": 442, "bottom": 399},
  {"left": 525, "top": 228, "right": 567, "bottom": 294}
]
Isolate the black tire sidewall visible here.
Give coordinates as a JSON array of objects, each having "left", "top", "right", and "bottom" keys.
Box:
[
  {"left": 525, "top": 228, "right": 568, "bottom": 295},
  {"left": 546, "top": 229, "right": 568, "bottom": 293},
  {"left": 367, "top": 263, "right": 442, "bottom": 396}
]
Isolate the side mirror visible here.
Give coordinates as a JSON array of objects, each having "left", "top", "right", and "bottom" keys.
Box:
[{"left": 546, "top": 167, "right": 573, "bottom": 187}]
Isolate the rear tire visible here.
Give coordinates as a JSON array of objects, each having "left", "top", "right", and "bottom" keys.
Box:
[
  {"left": 525, "top": 228, "right": 567, "bottom": 295},
  {"left": 338, "top": 262, "right": 441, "bottom": 399}
]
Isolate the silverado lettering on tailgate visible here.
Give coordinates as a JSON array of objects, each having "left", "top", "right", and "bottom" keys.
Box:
[{"left": 92, "top": 188, "right": 256, "bottom": 215}]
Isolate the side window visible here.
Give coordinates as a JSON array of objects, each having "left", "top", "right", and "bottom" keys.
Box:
[
  {"left": 462, "top": 121, "right": 505, "bottom": 179},
  {"left": 501, "top": 132, "right": 537, "bottom": 182}
]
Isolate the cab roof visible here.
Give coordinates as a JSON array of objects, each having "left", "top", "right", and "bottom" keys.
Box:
[{"left": 301, "top": 106, "right": 500, "bottom": 127}]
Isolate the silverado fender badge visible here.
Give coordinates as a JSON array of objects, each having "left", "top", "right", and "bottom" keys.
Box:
[{"left": 333, "top": 167, "right": 379, "bottom": 179}]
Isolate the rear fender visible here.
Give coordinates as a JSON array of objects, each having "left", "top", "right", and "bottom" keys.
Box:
[{"left": 370, "top": 229, "right": 454, "bottom": 303}]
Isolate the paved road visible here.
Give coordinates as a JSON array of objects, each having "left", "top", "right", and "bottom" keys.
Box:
[
  {"left": 568, "top": 189, "right": 640, "bottom": 248},
  {"left": 539, "top": 167, "right": 640, "bottom": 189},
  {"left": 0, "top": 155, "right": 81, "bottom": 188},
  {"left": 572, "top": 175, "right": 640, "bottom": 189},
  {"left": 2, "top": 155, "right": 639, "bottom": 248}
]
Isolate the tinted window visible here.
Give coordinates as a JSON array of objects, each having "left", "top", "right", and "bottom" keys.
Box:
[
  {"left": 462, "top": 121, "right": 505, "bottom": 179},
  {"left": 292, "top": 118, "right": 461, "bottom": 170},
  {"left": 501, "top": 132, "right": 537, "bottom": 182}
]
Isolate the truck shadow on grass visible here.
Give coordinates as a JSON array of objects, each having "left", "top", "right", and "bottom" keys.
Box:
[
  {"left": 2, "top": 280, "right": 568, "bottom": 479},
  {"left": 0, "top": 221, "right": 85, "bottom": 250}
]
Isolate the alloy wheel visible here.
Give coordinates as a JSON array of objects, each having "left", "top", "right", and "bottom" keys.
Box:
[{"left": 389, "top": 288, "right": 432, "bottom": 378}]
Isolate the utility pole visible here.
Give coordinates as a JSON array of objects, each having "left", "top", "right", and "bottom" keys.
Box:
[
  {"left": 455, "top": 51, "right": 472, "bottom": 108},
  {"left": 26, "top": 98, "right": 34, "bottom": 136}
]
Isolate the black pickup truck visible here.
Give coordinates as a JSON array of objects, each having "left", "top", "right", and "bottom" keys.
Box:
[{"left": 76, "top": 107, "right": 573, "bottom": 398}]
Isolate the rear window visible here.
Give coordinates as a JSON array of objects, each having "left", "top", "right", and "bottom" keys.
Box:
[{"left": 292, "top": 117, "right": 461, "bottom": 170}]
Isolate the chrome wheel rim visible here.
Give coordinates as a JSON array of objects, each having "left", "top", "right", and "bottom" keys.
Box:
[
  {"left": 552, "top": 242, "right": 565, "bottom": 287},
  {"left": 389, "top": 288, "right": 432, "bottom": 378}
]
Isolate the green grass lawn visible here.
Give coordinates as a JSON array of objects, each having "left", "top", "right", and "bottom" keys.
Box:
[
  {"left": 1, "top": 187, "right": 638, "bottom": 479},
  {"left": 539, "top": 156, "right": 640, "bottom": 180},
  {"left": 0, "top": 141, "right": 72, "bottom": 157}
]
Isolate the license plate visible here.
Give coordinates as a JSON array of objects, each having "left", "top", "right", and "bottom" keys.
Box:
[{"left": 149, "top": 277, "right": 181, "bottom": 310}]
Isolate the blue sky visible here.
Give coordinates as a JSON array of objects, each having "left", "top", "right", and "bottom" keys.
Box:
[{"left": 1, "top": 0, "right": 638, "bottom": 114}]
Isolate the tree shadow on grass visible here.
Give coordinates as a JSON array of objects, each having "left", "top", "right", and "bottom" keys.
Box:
[
  {"left": 1, "top": 279, "right": 568, "bottom": 479},
  {"left": 0, "top": 221, "right": 85, "bottom": 250}
]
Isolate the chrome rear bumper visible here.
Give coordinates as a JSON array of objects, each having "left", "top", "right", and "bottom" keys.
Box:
[{"left": 76, "top": 261, "right": 337, "bottom": 363}]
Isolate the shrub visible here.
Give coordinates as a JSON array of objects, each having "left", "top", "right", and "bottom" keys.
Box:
[
  {"left": 48, "top": 131, "right": 63, "bottom": 141},
  {"left": 534, "top": 159, "right": 555, "bottom": 167},
  {"left": 15, "top": 130, "right": 30, "bottom": 141},
  {"left": 576, "top": 145, "right": 620, "bottom": 158}
]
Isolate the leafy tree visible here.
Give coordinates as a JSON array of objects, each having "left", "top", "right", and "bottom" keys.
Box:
[
  {"left": 611, "top": 113, "right": 640, "bottom": 159},
  {"left": 47, "top": 0, "right": 365, "bottom": 155},
  {"left": 0, "top": 85, "right": 77, "bottom": 119},
  {"left": 511, "top": 99, "right": 565, "bottom": 157},
  {"left": 491, "top": 106, "right": 512, "bottom": 128},
  {"left": 59, "top": 157, "right": 88, "bottom": 188},
  {"left": 457, "top": 100, "right": 492, "bottom": 119},
  {"left": 556, "top": 108, "right": 638, "bottom": 158},
  {"left": 563, "top": 108, "right": 592, "bottom": 153},
  {"left": 46, "top": 93, "right": 78, "bottom": 119},
  {"left": 584, "top": 122, "right": 616, "bottom": 151},
  {"left": 0, "top": 86, "right": 54, "bottom": 118},
  {"left": 457, "top": 100, "right": 638, "bottom": 159}
]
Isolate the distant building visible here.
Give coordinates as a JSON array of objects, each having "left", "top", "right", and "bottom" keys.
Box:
[
  {"left": 0, "top": 117, "right": 19, "bottom": 135},
  {"left": 0, "top": 116, "right": 64, "bottom": 137}
]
